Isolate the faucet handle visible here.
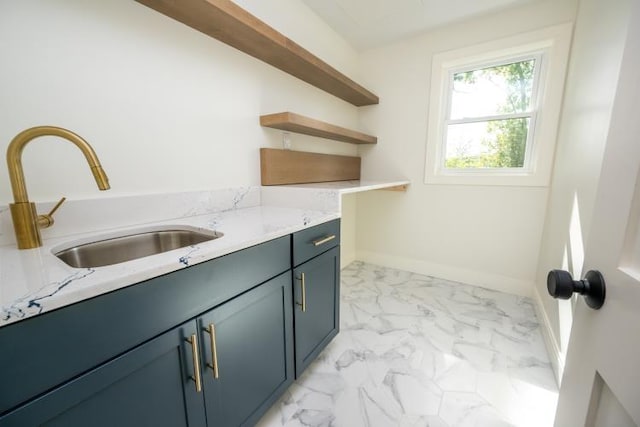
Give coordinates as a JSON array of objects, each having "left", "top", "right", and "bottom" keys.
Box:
[{"left": 37, "top": 197, "right": 66, "bottom": 229}]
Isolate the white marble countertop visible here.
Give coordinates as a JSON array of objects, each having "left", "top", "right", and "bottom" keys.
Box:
[
  {"left": 260, "top": 180, "right": 410, "bottom": 213},
  {"left": 0, "top": 205, "right": 338, "bottom": 328},
  {"left": 275, "top": 180, "right": 410, "bottom": 194},
  {"left": 0, "top": 179, "right": 409, "bottom": 329}
]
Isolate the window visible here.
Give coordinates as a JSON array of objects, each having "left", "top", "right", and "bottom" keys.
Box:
[
  {"left": 425, "top": 24, "right": 573, "bottom": 186},
  {"left": 446, "top": 56, "right": 540, "bottom": 170}
]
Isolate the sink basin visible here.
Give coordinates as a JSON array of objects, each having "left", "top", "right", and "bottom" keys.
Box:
[{"left": 54, "top": 226, "right": 223, "bottom": 268}]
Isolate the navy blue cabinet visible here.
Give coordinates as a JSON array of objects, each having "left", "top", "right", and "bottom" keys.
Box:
[
  {"left": 0, "top": 272, "right": 293, "bottom": 427},
  {"left": 0, "top": 220, "right": 340, "bottom": 426},
  {"left": 292, "top": 220, "right": 340, "bottom": 377},
  {"left": 0, "top": 236, "right": 290, "bottom": 416}
]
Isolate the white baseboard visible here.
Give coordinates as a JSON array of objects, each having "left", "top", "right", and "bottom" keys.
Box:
[
  {"left": 340, "top": 253, "right": 357, "bottom": 270},
  {"left": 532, "top": 285, "right": 564, "bottom": 386},
  {"left": 356, "top": 250, "right": 533, "bottom": 297}
]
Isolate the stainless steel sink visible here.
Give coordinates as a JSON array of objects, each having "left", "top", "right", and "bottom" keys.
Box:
[{"left": 54, "top": 227, "right": 223, "bottom": 268}]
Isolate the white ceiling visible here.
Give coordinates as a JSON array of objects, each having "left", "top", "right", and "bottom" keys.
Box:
[{"left": 300, "top": 0, "right": 536, "bottom": 50}]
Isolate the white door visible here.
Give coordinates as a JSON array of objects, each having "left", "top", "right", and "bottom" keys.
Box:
[{"left": 553, "top": 2, "right": 640, "bottom": 426}]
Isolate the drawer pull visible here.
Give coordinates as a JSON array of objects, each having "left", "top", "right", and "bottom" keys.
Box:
[
  {"left": 296, "top": 272, "right": 307, "bottom": 312},
  {"left": 204, "top": 323, "right": 220, "bottom": 379},
  {"left": 186, "top": 334, "right": 203, "bottom": 392},
  {"left": 312, "top": 234, "right": 336, "bottom": 247}
]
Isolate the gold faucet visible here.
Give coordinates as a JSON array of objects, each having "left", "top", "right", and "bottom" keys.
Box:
[{"left": 6, "top": 126, "right": 110, "bottom": 249}]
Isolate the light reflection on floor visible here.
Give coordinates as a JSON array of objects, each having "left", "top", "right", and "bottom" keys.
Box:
[{"left": 258, "top": 261, "right": 558, "bottom": 427}]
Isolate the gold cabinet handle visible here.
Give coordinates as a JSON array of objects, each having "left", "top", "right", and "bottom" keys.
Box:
[
  {"left": 203, "top": 323, "right": 220, "bottom": 379},
  {"left": 312, "top": 234, "right": 336, "bottom": 247},
  {"left": 186, "top": 334, "right": 202, "bottom": 392},
  {"left": 296, "top": 272, "right": 306, "bottom": 312}
]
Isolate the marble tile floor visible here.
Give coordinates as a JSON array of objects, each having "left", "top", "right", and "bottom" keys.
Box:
[{"left": 257, "top": 261, "right": 558, "bottom": 427}]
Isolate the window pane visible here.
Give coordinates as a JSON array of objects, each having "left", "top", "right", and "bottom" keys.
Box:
[
  {"left": 444, "top": 118, "right": 530, "bottom": 169},
  {"left": 450, "top": 59, "right": 535, "bottom": 119}
]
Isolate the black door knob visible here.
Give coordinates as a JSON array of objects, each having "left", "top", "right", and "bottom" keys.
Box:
[{"left": 547, "top": 269, "right": 606, "bottom": 309}]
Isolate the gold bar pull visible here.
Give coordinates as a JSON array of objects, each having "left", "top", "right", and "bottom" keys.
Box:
[
  {"left": 312, "top": 234, "right": 336, "bottom": 247},
  {"left": 186, "top": 334, "right": 202, "bottom": 392},
  {"left": 296, "top": 272, "right": 307, "bottom": 312},
  {"left": 204, "top": 323, "right": 220, "bottom": 379}
]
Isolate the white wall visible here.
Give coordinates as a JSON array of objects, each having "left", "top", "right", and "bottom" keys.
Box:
[
  {"left": 533, "top": 0, "right": 633, "bottom": 382},
  {"left": 0, "top": 0, "right": 360, "bottom": 204},
  {"left": 355, "top": 0, "right": 578, "bottom": 296}
]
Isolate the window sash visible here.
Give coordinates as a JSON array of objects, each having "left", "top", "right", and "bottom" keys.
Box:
[
  {"left": 445, "top": 53, "right": 544, "bottom": 116},
  {"left": 441, "top": 114, "right": 537, "bottom": 172},
  {"left": 440, "top": 53, "right": 544, "bottom": 172}
]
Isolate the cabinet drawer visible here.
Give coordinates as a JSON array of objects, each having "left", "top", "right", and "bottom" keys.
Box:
[{"left": 292, "top": 219, "right": 340, "bottom": 266}]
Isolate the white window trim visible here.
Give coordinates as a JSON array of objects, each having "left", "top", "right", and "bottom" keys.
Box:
[{"left": 424, "top": 23, "right": 573, "bottom": 186}]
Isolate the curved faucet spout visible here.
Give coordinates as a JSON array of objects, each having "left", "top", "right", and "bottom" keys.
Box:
[
  {"left": 7, "top": 126, "right": 110, "bottom": 203},
  {"left": 5, "top": 126, "right": 110, "bottom": 249}
]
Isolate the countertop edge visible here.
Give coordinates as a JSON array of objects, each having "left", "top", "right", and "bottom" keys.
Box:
[{"left": 1, "top": 206, "right": 339, "bottom": 328}]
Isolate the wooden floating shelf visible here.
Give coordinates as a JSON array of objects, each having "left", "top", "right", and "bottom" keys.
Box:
[
  {"left": 260, "top": 148, "right": 360, "bottom": 185},
  {"left": 135, "top": 0, "right": 379, "bottom": 106},
  {"left": 260, "top": 112, "right": 377, "bottom": 145}
]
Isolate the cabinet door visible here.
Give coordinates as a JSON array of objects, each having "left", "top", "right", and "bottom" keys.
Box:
[
  {"left": 293, "top": 246, "right": 340, "bottom": 377},
  {"left": 0, "top": 322, "right": 206, "bottom": 427},
  {"left": 198, "top": 271, "right": 294, "bottom": 427}
]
